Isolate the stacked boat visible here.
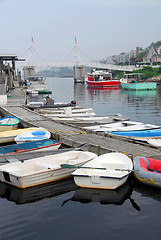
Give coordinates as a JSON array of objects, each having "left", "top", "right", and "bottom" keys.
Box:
[{"left": 83, "top": 121, "right": 160, "bottom": 133}]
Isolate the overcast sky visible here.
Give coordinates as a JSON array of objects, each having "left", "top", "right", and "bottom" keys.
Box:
[{"left": 0, "top": 0, "right": 161, "bottom": 64}]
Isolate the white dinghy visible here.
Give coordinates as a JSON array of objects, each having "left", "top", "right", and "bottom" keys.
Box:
[
  {"left": 0, "top": 151, "right": 97, "bottom": 188},
  {"left": 71, "top": 152, "right": 133, "bottom": 189},
  {"left": 15, "top": 128, "right": 51, "bottom": 143}
]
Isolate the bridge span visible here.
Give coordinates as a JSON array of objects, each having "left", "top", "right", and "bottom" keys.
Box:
[{"left": 18, "top": 61, "right": 136, "bottom": 72}]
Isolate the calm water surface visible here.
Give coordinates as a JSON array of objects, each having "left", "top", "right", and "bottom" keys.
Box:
[{"left": 1, "top": 77, "right": 161, "bottom": 240}]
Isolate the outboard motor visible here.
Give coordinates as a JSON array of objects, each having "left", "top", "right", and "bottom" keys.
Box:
[
  {"left": 71, "top": 100, "right": 76, "bottom": 106},
  {"left": 43, "top": 96, "right": 54, "bottom": 107}
]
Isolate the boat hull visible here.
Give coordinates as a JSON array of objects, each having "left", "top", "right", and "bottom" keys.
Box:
[
  {"left": 86, "top": 80, "right": 119, "bottom": 87},
  {"left": 73, "top": 174, "right": 129, "bottom": 189},
  {"left": 119, "top": 81, "right": 156, "bottom": 90}
]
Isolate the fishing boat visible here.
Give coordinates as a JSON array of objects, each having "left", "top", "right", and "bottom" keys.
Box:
[
  {"left": 0, "top": 127, "right": 42, "bottom": 144},
  {"left": 86, "top": 70, "right": 119, "bottom": 87},
  {"left": 107, "top": 128, "right": 161, "bottom": 141},
  {"left": 119, "top": 73, "right": 156, "bottom": 90},
  {"left": 71, "top": 152, "right": 133, "bottom": 189},
  {"left": 15, "top": 129, "right": 51, "bottom": 143},
  {"left": 0, "top": 116, "right": 19, "bottom": 132},
  {"left": 0, "top": 139, "right": 61, "bottom": 155},
  {"left": 133, "top": 156, "right": 161, "bottom": 188},
  {"left": 84, "top": 121, "right": 160, "bottom": 132},
  {"left": 0, "top": 151, "right": 97, "bottom": 188}
]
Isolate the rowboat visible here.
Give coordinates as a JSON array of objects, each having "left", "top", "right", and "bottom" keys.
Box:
[
  {"left": 119, "top": 73, "right": 156, "bottom": 90},
  {"left": 0, "top": 127, "right": 42, "bottom": 144},
  {"left": 107, "top": 128, "right": 161, "bottom": 141},
  {"left": 0, "top": 139, "right": 61, "bottom": 155},
  {"left": 84, "top": 121, "right": 160, "bottom": 132},
  {"left": 71, "top": 152, "right": 133, "bottom": 189},
  {"left": 133, "top": 156, "right": 161, "bottom": 188},
  {"left": 15, "top": 129, "right": 51, "bottom": 143},
  {"left": 0, "top": 148, "right": 74, "bottom": 165},
  {"left": 86, "top": 70, "right": 119, "bottom": 87},
  {"left": 0, "top": 151, "right": 97, "bottom": 188},
  {"left": 0, "top": 116, "right": 19, "bottom": 132}
]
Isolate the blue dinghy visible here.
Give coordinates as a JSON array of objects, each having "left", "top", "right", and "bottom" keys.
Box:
[
  {"left": 107, "top": 128, "right": 161, "bottom": 141},
  {"left": 0, "top": 139, "right": 62, "bottom": 155}
]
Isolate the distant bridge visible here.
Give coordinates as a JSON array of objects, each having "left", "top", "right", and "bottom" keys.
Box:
[
  {"left": 17, "top": 42, "right": 138, "bottom": 81},
  {"left": 18, "top": 61, "right": 136, "bottom": 72}
]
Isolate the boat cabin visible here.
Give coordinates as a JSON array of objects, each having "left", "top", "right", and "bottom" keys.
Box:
[
  {"left": 123, "top": 73, "right": 143, "bottom": 83},
  {"left": 88, "top": 70, "right": 112, "bottom": 82},
  {"left": 28, "top": 76, "right": 46, "bottom": 83}
]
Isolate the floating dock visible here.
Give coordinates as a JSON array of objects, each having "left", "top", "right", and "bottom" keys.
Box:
[{"left": 0, "top": 85, "right": 161, "bottom": 159}]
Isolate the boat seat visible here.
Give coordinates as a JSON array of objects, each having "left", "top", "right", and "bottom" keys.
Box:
[
  {"left": 101, "top": 162, "right": 126, "bottom": 170},
  {"left": 35, "top": 163, "right": 59, "bottom": 170}
]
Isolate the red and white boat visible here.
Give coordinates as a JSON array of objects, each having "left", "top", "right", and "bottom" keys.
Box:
[{"left": 86, "top": 70, "right": 119, "bottom": 87}]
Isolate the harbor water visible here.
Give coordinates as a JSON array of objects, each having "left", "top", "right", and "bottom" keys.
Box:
[{"left": 1, "top": 77, "right": 161, "bottom": 240}]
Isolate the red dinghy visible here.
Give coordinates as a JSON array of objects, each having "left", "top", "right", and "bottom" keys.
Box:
[
  {"left": 133, "top": 156, "right": 161, "bottom": 188},
  {"left": 86, "top": 70, "right": 119, "bottom": 87}
]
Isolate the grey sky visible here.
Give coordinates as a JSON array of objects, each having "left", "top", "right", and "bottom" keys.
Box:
[{"left": 0, "top": 0, "right": 161, "bottom": 64}]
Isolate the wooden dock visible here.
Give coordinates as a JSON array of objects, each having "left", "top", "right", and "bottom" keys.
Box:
[{"left": 0, "top": 85, "right": 161, "bottom": 159}]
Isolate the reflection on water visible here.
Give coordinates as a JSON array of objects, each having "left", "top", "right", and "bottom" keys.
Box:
[
  {"left": 0, "top": 178, "right": 77, "bottom": 205},
  {"left": 45, "top": 77, "right": 161, "bottom": 124},
  {"left": 134, "top": 179, "right": 161, "bottom": 203},
  {"left": 0, "top": 174, "right": 161, "bottom": 239}
]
